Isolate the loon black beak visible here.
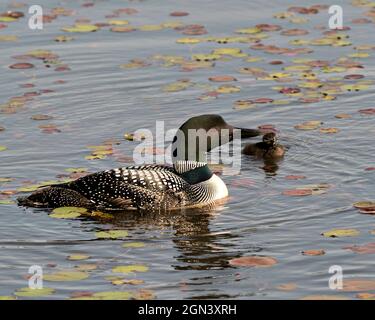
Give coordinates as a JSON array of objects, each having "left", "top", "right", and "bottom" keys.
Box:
[{"left": 226, "top": 125, "right": 261, "bottom": 139}]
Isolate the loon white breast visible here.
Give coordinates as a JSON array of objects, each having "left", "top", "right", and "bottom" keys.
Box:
[{"left": 18, "top": 114, "right": 260, "bottom": 211}]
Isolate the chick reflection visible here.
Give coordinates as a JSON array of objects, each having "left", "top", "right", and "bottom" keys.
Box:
[{"left": 242, "top": 132, "right": 286, "bottom": 176}]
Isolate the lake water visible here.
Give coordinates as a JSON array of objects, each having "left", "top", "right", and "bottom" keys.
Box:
[{"left": 0, "top": 0, "right": 374, "bottom": 299}]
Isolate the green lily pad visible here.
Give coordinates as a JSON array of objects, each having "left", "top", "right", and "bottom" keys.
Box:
[
  {"left": 61, "top": 24, "right": 99, "bottom": 33},
  {"left": 0, "top": 296, "right": 17, "bottom": 300},
  {"left": 112, "top": 265, "right": 149, "bottom": 274},
  {"left": 95, "top": 230, "right": 128, "bottom": 239},
  {"left": 50, "top": 207, "right": 87, "bottom": 219},
  {"left": 14, "top": 287, "right": 55, "bottom": 297},
  {"left": 122, "top": 242, "right": 146, "bottom": 248},
  {"left": 44, "top": 270, "right": 89, "bottom": 282}
]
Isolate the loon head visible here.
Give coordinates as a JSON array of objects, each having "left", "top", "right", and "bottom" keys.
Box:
[{"left": 172, "top": 114, "right": 260, "bottom": 164}]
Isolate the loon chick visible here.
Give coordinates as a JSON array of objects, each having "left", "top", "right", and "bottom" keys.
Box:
[
  {"left": 242, "top": 132, "right": 285, "bottom": 159},
  {"left": 18, "top": 114, "right": 261, "bottom": 211}
]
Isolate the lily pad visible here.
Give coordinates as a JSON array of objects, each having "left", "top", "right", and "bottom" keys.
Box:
[
  {"left": 67, "top": 254, "right": 90, "bottom": 261},
  {"left": 44, "top": 270, "right": 89, "bottom": 282},
  {"left": 62, "top": 24, "right": 99, "bottom": 33},
  {"left": 322, "top": 228, "right": 360, "bottom": 238},
  {"left": 122, "top": 242, "right": 146, "bottom": 248},
  {"left": 112, "top": 265, "right": 149, "bottom": 274},
  {"left": 50, "top": 207, "right": 87, "bottom": 219},
  {"left": 229, "top": 256, "right": 277, "bottom": 267},
  {"left": 95, "top": 230, "right": 128, "bottom": 239},
  {"left": 14, "top": 287, "right": 55, "bottom": 297}
]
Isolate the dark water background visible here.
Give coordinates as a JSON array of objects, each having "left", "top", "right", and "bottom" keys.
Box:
[{"left": 0, "top": 0, "right": 374, "bottom": 299}]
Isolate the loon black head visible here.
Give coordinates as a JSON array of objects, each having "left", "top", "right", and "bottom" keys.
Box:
[{"left": 172, "top": 114, "right": 261, "bottom": 164}]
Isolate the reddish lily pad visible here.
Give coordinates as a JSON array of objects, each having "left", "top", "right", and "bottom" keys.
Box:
[
  {"left": 229, "top": 256, "right": 277, "bottom": 267},
  {"left": 285, "top": 175, "right": 306, "bottom": 180},
  {"left": 9, "top": 63, "right": 34, "bottom": 69},
  {"left": 170, "top": 11, "right": 189, "bottom": 17},
  {"left": 281, "top": 29, "right": 309, "bottom": 36},
  {"left": 359, "top": 108, "right": 375, "bottom": 115},
  {"left": 209, "top": 75, "right": 237, "bottom": 82},
  {"left": 282, "top": 189, "right": 312, "bottom": 196},
  {"left": 302, "top": 249, "right": 325, "bottom": 256},
  {"left": 345, "top": 243, "right": 375, "bottom": 254},
  {"left": 31, "top": 114, "right": 53, "bottom": 121}
]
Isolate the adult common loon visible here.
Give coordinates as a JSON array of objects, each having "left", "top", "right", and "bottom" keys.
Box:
[{"left": 18, "top": 115, "right": 260, "bottom": 211}]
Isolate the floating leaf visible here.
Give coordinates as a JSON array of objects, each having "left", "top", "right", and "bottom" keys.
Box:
[
  {"left": 134, "top": 289, "right": 155, "bottom": 300},
  {"left": 139, "top": 24, "right": 163, "bottom": 31},
  {"left": 9, "top": 63, "right": 34, "bottom": 69},
  {"left": 50, "top": 207, "right": 87, "bottom": 219},
  {"left": 31, "top": 114, "right": 53, "bottom": 121},
  {"left": 345, "top": 243, "right": 375, "bottom": 254},
  {"left": 0, "top": 200, "right": 15, "bottom": 205},
  {"left": 44, "top": 270, "right": 89, "bottom": 281},
  {"left": 108, "top": 20, "right": 129, "bottom": 25},
  {"left": 215, "top": 85, "right": 241, "bottom": 94},
  {"left": 0, "top": 16, "right": 17, "bottom": 22},
  {"left": 302, "top": 249, "right": 325, "bottom": 256},
  {"left": 322, "top": 229, "right": 360, "bottom": 238},
  {"left": 75, "top": 264, "right": 97, "bottom": 271},
  {"left": 335, "top": 113, "right": 351, "bottom": 119},
  {"left": 0, "top": 296, "right": 16, "bottom": 300},
  {"left": 14, "top": 287, "right": 55, "bottom": 297},
  {"left": 122, "top": 242, "right": 146, "bottom": 248},
  {"left": 192, "top": 53, "right": 221, "bottom": 61},
  {"left": 55, "top": 35, "right": 74, "bottom": 42},
  {"left": 353, "top": 201, "right": 375, "bottom": 210},
  {"left": 0, "top": 35, "right": 18, "bottom": 42},
  {"left": 342, "top": 279, "right": 375, "bottom": 292},
  {"left": 91, "top": 291, "right": 133, "bottom": 300},
  {"left": 276, "top": 283, "right": 297, "bottom": 291},
  {"left": 67, "top": 254, "right": 90, "bottom": 261},
  {"left": 64, "top": 167, "right": 87, "bottom": 173},
  {"left": 359, "top": 108, "right": 375, "bottom": 115},
  {"left": 112, "top": 278, "right": 144, "bottom": 285},
  {"left": 294, "top": 120, "right": 322, "bottom": 130},
  {"left": 320, "top": 128, "right": 339, "bottom": 134},
  {"left": 285, "top": 175, "right": 306, "bottom": 180},
  {"left": 301, "top": 295, "right": 349, "bottom": 300},
  {"left": 209, "top": 75, "right": 237, "bottom": 82},
  {"left": 62, "top": 24, "right": 99, "bottom": 33},
  {"left": 112, "top": 265, "right": 149, "bottom": 274},
  {"left": 95, "top": 230, "right": 128, "bottom": 239},
  {"left": 229, "top": 256, "right": 277, "bottom": 267},
  {"left": 282, "top": 189, "right": 312, "bottom": 196},
  {"left": 176, "top": 38, "right": 201, "bottom": 44},
  {"left": 357, "top": 293, "right": 375, "bottom": 300}
]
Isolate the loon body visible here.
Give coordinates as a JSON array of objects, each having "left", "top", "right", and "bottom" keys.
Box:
[{"left": 18, "top": 115, "right": 260, "bottom": 211}]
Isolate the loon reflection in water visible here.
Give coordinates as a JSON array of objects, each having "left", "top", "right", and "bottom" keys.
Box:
[{"left": 18, "top": 115, "right": 261, "bottom": 212}]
